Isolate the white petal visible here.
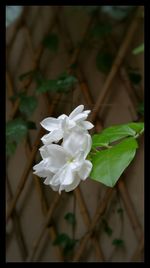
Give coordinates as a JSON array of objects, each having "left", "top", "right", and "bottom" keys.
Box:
[
  {"left": 58, "top": 114, "right": 67, "bottom": 120},
  {"left": 63, "top": 175, "right": 81, "bottom": 192},
  {"left": 33, "top": 159, "right": 52, "bottom": 178},
  {"left": 69, "top": 105, "right": 84, "bottom": 119},
  {"left": 41, "top": 129, "right": 63, "bottom": 144},
  {"left": 50, "top": 164, "right": 73, "bottom": 186},
  {"left": 78, "top": 160, "right": 92, "bottom": 180},
  {"left": 39, "top": 145, "right": 50, "bottom": 159},
  {"left": 63, "top": 131, "right": 87, "bottom": 156},
  {"left": 43, "top": 174, "right": 54, "bottom": 185},
  {"left": 44, "top": 144, "right": 67, "bottom": 173},
  {"left": 40, "top": 117, "right": 59, "bottom": 131},
  {"left": 83, "top": 110, "right": 91, "bottom": 115},
  {"left": 83, "top": 134, "right": 92, "bottom": 158},
  {"left": 81, "top": 121, "right": 94, "bottom": 130},
  {"left": 72, "top": 113, "right": 88, "bottom": 123},
  {"left": 64, "top": 132, "right": 91, "bottom": 159}
]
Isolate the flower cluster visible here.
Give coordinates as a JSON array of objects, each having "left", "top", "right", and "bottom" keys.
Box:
[{"left": 33, "top": 105, "right": 94, "bottom": 193}]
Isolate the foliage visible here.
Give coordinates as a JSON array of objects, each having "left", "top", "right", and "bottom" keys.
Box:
[
  {"left": 112, "top": 238, "right": 124, "bottom": 247},
  {"left": 102, "top": 219, "right": 113, "bottom": 236},
  {"left": 101, "top": 6, "right": 135, "bottom": 20},
  {"left": 53, "top": 233, "right": 77, "bottom": 255},
  {"left": 128, "top": 71, "right": 142, "bottom": 85},
  {"left": 91, "top": 23, "right": 112, "bottom": 38},
  {"left": 90, "top": 122, "right": 144, "bottom": 187},
  {"left": 36, "top": 72, "right": 77, "bottom": 94},
  {"left": 6, "top": 118, "right": 28, "bottom": 156},
  {"left": 64, "top": 212, "right": 76, "bottom": 226},
  {"left": 137, "top": 102, "right": 144, "bottom": 116},
  {"left": 19, "top": 95, "right": 38, "bottom": 117},
  {"left": 42, "top": 33, "right": 59, "bottom": 51},
  {"left": 96, "top": 51, "right": 114, "bottom": 73},
  {"left": 132, "top": 43, "right": 144, "bottom": 55}
]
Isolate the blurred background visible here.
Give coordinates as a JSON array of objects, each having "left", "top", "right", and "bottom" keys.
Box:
[{"left": 6, "top": 6, "right": 144, "bottom": 262}]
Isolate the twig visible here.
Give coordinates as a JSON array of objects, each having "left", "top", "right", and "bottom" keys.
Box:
[
  {"left": 118, "top": 179, "right": 143, "bottom": 241},
  {"left": 90, "top": 7, "right": 142, "bottom": 123},
  {"left": 131, "top": 235, "right": 144, "bottom": 262},
  {"left": 6, "top": 174, "right": 28, "bottom": 260},
  {"left": 6, "top": 93, "right": 61, "bottom": 223},
  {"left": 75, "top": 188, "right": 105, "bottom": 261},
  {"left": 73, "top": 188, "right": 113, "bottom": 261},
  {"left": 26, "top": 193, "right": 61, "bottom": 262},
  {"left": 25, "top": 136, "right": 64, "bottom": 261}
]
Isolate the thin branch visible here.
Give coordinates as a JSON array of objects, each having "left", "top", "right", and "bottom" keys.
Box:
[
  {"left": 75, "top": 188, "right": 105, "bottom": 261},
  {"left": 6, "top": 174, "right": 28, "bottom": 260},
  {"left": 73, "top": 188, "right": 113, "bottom": 261},
  {"left": 6, "top": 93, "right": 61, "bottom": 223},
  {"left": 26, "top": 193, "right": 61, "bottom": 262},
  {"left": 90, "top": 7, "right": 142, "bottom": 123}
]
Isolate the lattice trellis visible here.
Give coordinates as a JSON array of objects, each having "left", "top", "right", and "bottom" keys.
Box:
[{"left": 6, "top": 6, "right": 144, "bottom": 262}]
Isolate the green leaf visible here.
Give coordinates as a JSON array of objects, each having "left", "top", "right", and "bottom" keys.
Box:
[
  {"left": 6, "top": 141, "right": 17, "bottom": 156},
  {"left": 64, "top": 213, "right": 76, "bottom": 226},
  {"left": 92, "top": 122, "right": 144, "bottom": 149},
  {"left": 36, "top": 73, "right": 77, "bottom": 94},
  {"left": 19, "top": 95, "right": 38, "bottom": 117},
  {"left": 112, "top": 239, "right": 124, "bottom": 247},
  {"left": 6, "top": 118, "right": 28, "bottom": 143},
  {"left": 91, "top": 23, "right": 112, "bottom": 38},
  {"left": 132, "top": 43, "right": 144, "bottom": 55},
  {"left": 102, "top": 219, "right": 113, "bottom": 236},
  {"left": 53, "top": 233, "right": 70, "bottom": 246},
  {"left": 137, "top": 103, "right": 144, "bottom": 116},
  {"left": 43, "top": 33, "right": 59, "bottom": 51},
  {"left": 63, "top": 238, "right": 77, "bottom": 255},
  {"left": 26, "top": 121, "right": 37, "bottom": 129},
  {"left": 128, "top": 72, "right": 142, "bottom": 85},
  {"left": 96, "top": 51, "right": 113, "bottom": 73},
  {"left": 36, "top": 79, "right": 58, "bottom": 93},
  {"left": 53, "top": 233, "right": 77, "bottom": 255},
  {"left": 117, "top": 208, "right": 124, "bottom": 215},
  {"left": 90, "top": 138, "right": 138, "bottom": 187},
  {"left": 56, "top": 72, "right": 77, "bottom": 92}
]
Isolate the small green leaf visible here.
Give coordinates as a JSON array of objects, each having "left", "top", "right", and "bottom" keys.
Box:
[
  {"left": 90, "top": 138, "right": 138, "bottom": 187},
  {"left": 102, "top": 219, "right": 113, "bottom": 236},
  {"left": 96, "top": 51, "right": 113, "bottom": 73},
  {"left": 91, "top": 23, "right": 112, "bottom": 38},
  {"left": 6, "top": 118, "right": 28, "bottom": 143},
  {"left": 128, "top": 72, "right": 142, "bottom": 85},
  {"left": 117, "top": 208, "right": 124, "bottom": 215},
  {"left": 63, "top": 239, "right": 77, "bottom": 255},
  {"left": 64, "top": 213, "right": 76, "bottom": 226},
  {"left": 132, "top": 43, "right": 144, "bottom": 55},
  {"left": 53, "top": 233, "right": 77, "bottom": 255},
  {"left": 53, "top": 233, "right": 70, "bottom": 246},
  {"left": 137, "top": 103, "right": 144, "bottom": 116},
  {"left": 43, "top": 33, "right": 59, "bottom": 51},
  {"left": 26, "top": 121, "right": 37, "bottom": 129},
  {"left": 36, "top": 73, "right": 77, "bottom": 94},
  {"left": 112, "top": 239, "right": 124, "bottom": 247},
  {"left": 6, "top": 141, "right": 17, "bottom": 156},
  {"left": 19, "top": 96, "right": 38, "bottom": 117},
  {"left": 36, "top": 79, "right": 58, "bottom": 93},
  {"left": 92, "top": 122, "right": 144, "bottom": 149},
  {"left": 56, "top": 72, "right": 77, "bottom": 92}
]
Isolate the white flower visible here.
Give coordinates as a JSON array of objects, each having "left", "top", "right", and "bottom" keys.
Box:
[
  {"left": 40, "top": 105, "right": 94, "bottom": 145},
  {"left": 33, "top": 130, "right": 92, "bottom": 193}
]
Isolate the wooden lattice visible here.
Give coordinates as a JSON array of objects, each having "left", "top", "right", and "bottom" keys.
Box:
[{"left": 6, "top": 6, "right": 144, "bottom": 262}]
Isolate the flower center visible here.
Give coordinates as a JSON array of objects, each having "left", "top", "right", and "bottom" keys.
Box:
[{"left": 66, "top": 156, "right": 74, "bottom": 163}]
